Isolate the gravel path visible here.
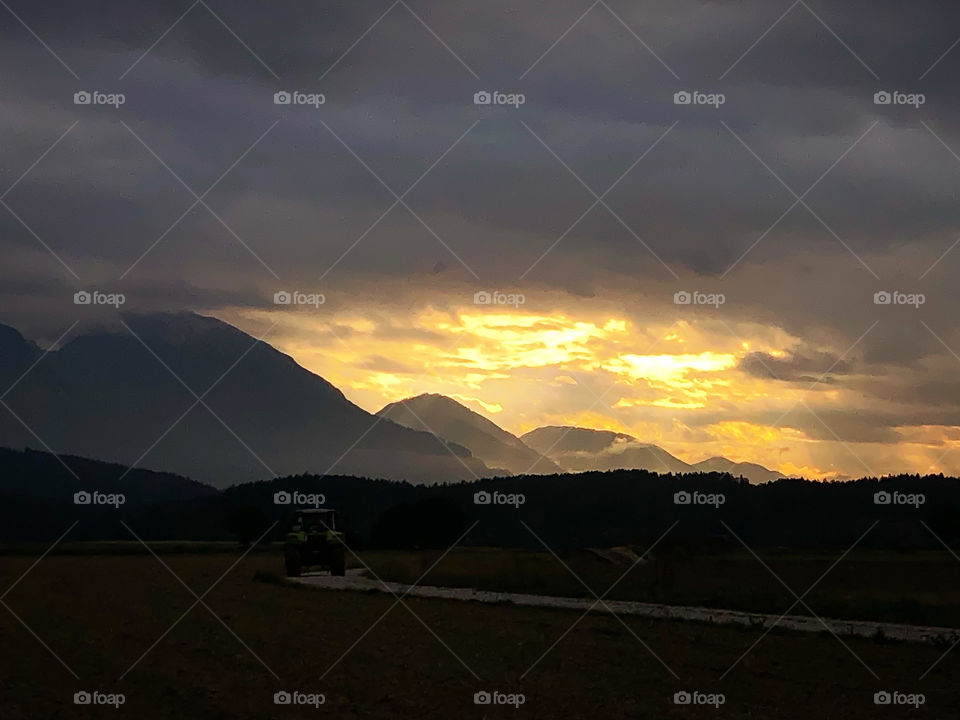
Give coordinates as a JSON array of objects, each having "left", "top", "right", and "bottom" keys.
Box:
[{"left": 291, "top": 569, "right": 960, "bottom": 645}]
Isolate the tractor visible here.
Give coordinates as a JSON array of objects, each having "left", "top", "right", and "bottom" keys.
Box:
[{"left": 283, "top": 508, "right": 346, "bottom": 577}]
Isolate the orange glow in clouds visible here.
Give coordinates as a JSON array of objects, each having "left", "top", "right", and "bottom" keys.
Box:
[{"left": 219, "top": 302, "right": 959, "bottom": 479}]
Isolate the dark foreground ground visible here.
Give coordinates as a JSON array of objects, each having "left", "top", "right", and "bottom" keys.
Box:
[{"left": 0, "top": 551, "right": 957, "bottom": 719}]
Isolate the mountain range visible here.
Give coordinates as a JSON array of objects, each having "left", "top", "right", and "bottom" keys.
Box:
[
  {"left": 0, "top": 314, "right": 490, "bottom": 487},
  {"left": 0, "top": 313, "right": 782, "bottom": 486},
  {"left": 377, "top": 396, "right": 781, "bottom": 484},
  {"left": 520, "top": 426, "right": 784, "bottom": 483}
]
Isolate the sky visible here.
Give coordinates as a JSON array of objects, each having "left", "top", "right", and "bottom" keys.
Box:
[{"left": 3, "top": 0, "right": 960, "bottom": 478}]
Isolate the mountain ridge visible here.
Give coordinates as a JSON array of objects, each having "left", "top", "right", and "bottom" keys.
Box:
[
  {"left": 521, "top": 425, "right": 782, "bottom": 484},
  {"left": 0, "top": 313, "right": 493, "bottom": 487}
]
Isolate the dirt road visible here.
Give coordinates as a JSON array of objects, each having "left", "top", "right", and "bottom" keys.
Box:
[{"left": 293, "top": 569, "right": 960, "bottom": 644}]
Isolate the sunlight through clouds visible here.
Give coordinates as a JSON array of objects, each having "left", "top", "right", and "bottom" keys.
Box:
[{"left": 221, "top": 296, "right": 960, "bottom": 480}]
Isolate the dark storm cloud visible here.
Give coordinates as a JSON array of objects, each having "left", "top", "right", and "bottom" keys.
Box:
[
  {"left": 3, "top": 0, "right": 960, "bottom": 370},
  {"left": 783, "top": 407, "right": 904, "bottom": 444},
  {"left": 738, "top": 349, "right": 852, "bottom": 382}
]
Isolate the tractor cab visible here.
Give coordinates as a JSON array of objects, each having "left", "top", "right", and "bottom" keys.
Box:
[{"left": 289, "top": 508, "right": 338, "bottom": 536}]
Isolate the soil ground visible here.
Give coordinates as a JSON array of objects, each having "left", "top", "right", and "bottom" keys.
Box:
[{"left": 0, "top": 551, "right": 956, "bottom": 719}]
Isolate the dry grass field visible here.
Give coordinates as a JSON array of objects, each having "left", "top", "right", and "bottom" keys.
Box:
[{"left": 0, "top": 549, "right": 957, "bottom": 718}]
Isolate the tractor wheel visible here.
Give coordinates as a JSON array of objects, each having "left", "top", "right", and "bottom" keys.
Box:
[
  {"left": 331, "top": 546, "right": 346, "bottom": 576},
  {"left": 284, "top": 546, "right": 301, "bottom": 577}
]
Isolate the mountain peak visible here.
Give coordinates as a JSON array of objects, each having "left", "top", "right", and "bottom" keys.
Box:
[
  {"left": 404, "top": 392, "right": 464, "bottom": 407},
  {"left": 0, "top": 323, "right": 40, "bottom": 370},
  {"left": 378, "top": 394, "right": 561, "bottom": 475}
]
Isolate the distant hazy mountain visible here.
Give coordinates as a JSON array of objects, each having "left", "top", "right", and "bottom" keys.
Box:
[
  {"left": 378, "top": 394, "right": 561, "bottom": 475},
  {"left": 691, "top": 456, "right": 784, "bottom": 484},
  {"left": 521, "top": 426, "right": 782, "bottom": 483},
  {"left": 521, "top": 426, "right": 692, "bottom": 474},
  {"left": 0, "top": 314, "right": 492, "bottom": 487}
]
